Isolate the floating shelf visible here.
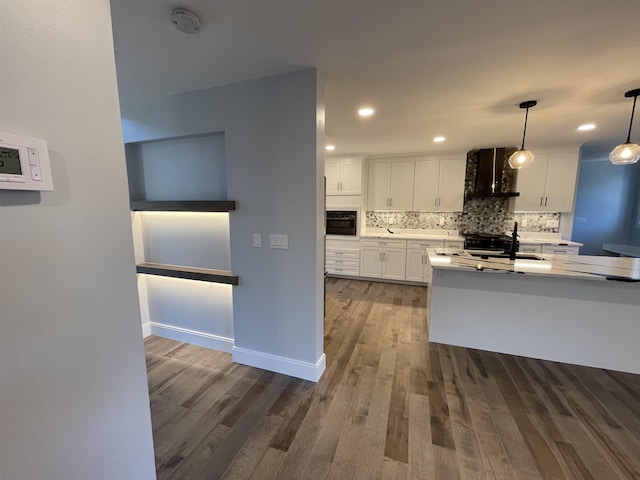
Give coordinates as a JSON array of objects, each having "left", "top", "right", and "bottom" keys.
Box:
[
  {"left": 136, "top": 262, "right": 239, "bottom": 285},
  {"left": 130, "top": 200, "right": 236, "bottom": 212}
]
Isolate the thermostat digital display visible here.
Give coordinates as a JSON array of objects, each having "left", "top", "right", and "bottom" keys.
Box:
[
  {"left": 0, "top": 132, "right": 53, "bottom": 191},
  {"left": 0, "top": 147, "right": 23, "bottom": 175}
]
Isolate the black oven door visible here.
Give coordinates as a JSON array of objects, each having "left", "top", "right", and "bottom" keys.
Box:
[{"left": 326, "top": 211, "right": 357, "bottom": 236}]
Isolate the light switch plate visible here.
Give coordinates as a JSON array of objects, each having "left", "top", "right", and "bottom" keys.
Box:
[
  {"left": 253, "top": 233, "right": 262, "bottom": 247},
  {"left": 270, "top": 234, "right": 288, "bottom": 249}
]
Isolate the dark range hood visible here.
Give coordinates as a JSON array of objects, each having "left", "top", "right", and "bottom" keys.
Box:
[{"left": 467, "top": 148, "right": 520, "bottom": 199}]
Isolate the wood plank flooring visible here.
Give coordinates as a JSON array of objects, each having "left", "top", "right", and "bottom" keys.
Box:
[{"left": 145, "top": 278, "right": 640, "bottom": 479}]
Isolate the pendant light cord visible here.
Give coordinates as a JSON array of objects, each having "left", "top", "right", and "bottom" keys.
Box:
[
  {"left": 626, "top": 94, "right": 638, "bottom": 143},
  {"left": 521, "top": 106, "right": 530, "bottom": 149}
]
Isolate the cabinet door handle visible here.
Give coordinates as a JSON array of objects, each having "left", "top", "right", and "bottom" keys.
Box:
[
  {"left": 544, "top": 196, "right": 548, "bottom": 207},
  {"left": 379, "top": 252, "right": 383, "bottom": 261},
  {"left": 540, "top": 196, "right": 543, "bottom": 206},
  {"left": 389, "top": 198, "right": 393, "bottom": 207}
]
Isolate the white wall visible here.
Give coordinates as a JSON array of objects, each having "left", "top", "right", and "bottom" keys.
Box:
[
  {"left": 0, "top": 2, "right": 156, "bottom": 479},
  {"left": 121, "top": 70, "right": 326, "bottom": 381}
]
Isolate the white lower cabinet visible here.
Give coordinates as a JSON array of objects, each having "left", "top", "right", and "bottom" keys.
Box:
[
  {"left": 360, "top": 239, "right": 406, "bottom": 280},
  {"left": 541, "top": 245, "right": 580, "bottom": 255},
  {"left": 519, "top": 244, "right": 542, "bottom": 254},
  {"left": 405, "top": 240, "right": 445, "bottom": 283},
  {"left": 444, "top": 240, "right": 464, "bottom": 249},
  {"left": 405, "top": 249, "right": 430, "bottom": 282},
  {"left": 326, "top": 247, "right": 360, "bottom": 276}
]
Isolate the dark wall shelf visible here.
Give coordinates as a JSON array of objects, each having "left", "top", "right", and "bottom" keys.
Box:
[
  {"left": 130, "top": 200, "right": 236, "bottom": 212},
  {"left": 136, "top": 262, "right": 239, "bottom": 285}
]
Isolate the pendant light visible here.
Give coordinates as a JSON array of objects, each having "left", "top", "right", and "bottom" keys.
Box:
[
  {"left": 508, "top": 100, "right": 537, "bottom": 169},
  {"left": 609, "top": 89, "right": 640, "bottom": 165}
]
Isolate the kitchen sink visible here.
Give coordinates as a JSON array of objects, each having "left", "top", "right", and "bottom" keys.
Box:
[{"left": 469, "top": 252, "right": 542, "bottom": 261}]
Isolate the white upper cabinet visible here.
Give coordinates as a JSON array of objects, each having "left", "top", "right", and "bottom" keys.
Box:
[
  {"left": 412, "top": 159, "right": 440, "bottom": 210},
  {"left": 514, "top": 148, "right": 579, "bottom": 212},
  {"left": 325, "top": 157, "right": 362, "bottom": 195},
  {"left": 367, "top": 159, "right": 414, "bottom": 210},
  {"left": 413, "top": 155, "right": 466, "bottom": 212}
]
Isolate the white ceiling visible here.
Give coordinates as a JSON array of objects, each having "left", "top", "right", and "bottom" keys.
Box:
[{"left": 110, "top": 0, "right": 640, "bottom": 157}]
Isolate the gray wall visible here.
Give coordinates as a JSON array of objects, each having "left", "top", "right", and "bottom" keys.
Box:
[
  {"left": 121, "top": 70, "right": 325, "bottom": 370},
  {"left": 0, "top": 2, "right": 156, "bottom": 479},
  {"left": 572, "top": 143, "right": 640, "bottom": 254}
]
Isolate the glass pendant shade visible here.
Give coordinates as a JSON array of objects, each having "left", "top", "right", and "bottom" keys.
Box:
[
  {"left": 508, "top": 148, "right": 535, "bottom": 169},
  {"left": 510, "top": 100, "right": 537, "bottom": 169},
  {"left": 610, "top": 88, "right": 640, "bottom": 165},
  {"left": 609, "top": 142, "right": 640, "bottom": 165}
]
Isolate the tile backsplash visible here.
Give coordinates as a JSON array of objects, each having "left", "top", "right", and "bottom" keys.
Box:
[{"left": 366, "top": 210, "right": 560, "bottom": 233}]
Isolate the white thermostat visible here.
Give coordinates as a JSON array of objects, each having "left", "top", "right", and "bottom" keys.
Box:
[{"left": 0, "top": 132, "right": 53, "bottom": 191}]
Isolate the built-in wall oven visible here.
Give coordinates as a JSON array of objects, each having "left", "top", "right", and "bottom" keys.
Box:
[{"left": 326, "top": 210, "right": 358, "bottom": 236}]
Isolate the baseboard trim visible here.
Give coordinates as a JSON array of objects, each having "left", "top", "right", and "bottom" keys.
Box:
[
  {"left": 142, "top": 323, "right": 152, "bottom": 338},
  {"left": 232, "top": 347, "right": 326, "bottom": 382},
  {"left": 149, "top": 322, "right": 234, "bottom": 353}
]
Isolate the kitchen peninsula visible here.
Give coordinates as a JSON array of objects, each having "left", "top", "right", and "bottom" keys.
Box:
[{"left": 427, "top": 249, "right": 640, "bottom": 374}]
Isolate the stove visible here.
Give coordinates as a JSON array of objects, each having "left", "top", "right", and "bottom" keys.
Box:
[{"left": 464, "top": 233, "right": 515, "bottom": 252}]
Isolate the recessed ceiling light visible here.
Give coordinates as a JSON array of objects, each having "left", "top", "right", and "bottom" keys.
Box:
[
  {"left": 358, "top": 107, "right": 375, "bottom": 117},
  {"left": 577, "top": 123, "right": 596, "bottom": 131},
  {"left": 325, "top": 145, "right": 336, "bottom": 151},
  {"left": 433, "top": 136, "right": 446, "bottom": 142}
]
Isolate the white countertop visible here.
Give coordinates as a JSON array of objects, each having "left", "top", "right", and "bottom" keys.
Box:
[
  {"left": 361, "top": 229, "right": 464, "bottom": 241},
  {"left": 602, "top": 243, "right": 640, "bottom": 258},
  {"left": 518, "top": 235, "right": 583, "bottom": 247},
  {"left": 360, "top": 230, "right": 582, "bottom": 246},
  {"left": 427, "top": 248, "right": 640, "bottom": 282}
]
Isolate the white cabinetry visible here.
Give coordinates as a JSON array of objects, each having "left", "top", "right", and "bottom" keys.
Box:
[
  {"left": 444, "top": 239, "right": 465, "bottom": 249},
  {"left": 326, "top": 157, "right": 362, "bottom": 195},
  {"left": 515, "top": 149, "right": 579, "bottom": 212},
  {"left": 366, "top": 160, "right": 414, "bottom": 210},
  {"left": 413, "top": 156, "right": 466, "bottom": 211},
  {"left": 519, "top": 243, "right": 542, "bottom": 254},
  {"left": 405, "top": 239, "right": 444, "bottom": 282},
  {"left": 541, "top": 245, "right": 580, "bottom": 255},
  {"left": 360, "top": 238, "right": 407, "bottom": 280},
  {"left": 325, "top": 248, "right": 360, "bottom": 276}
]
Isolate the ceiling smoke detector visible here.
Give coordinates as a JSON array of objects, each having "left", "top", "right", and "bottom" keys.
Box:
[{"left": 171, "top": 8, "right": 202, "bottom": 35}]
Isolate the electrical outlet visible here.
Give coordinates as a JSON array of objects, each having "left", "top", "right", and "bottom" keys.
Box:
[
  {"left": 253, "top": 233, "right": 262, "bottom": 247},
  {"left": 546, "top": 219, "right": 558, "bottom": 228},
  {"left": 388, "top": 217, "right": 394, "bottom": 225},
  {"left": 439, "top": 217, "right": 445, "bottom": 226},
  {"left": 521, "top": 218, "right": 528, "bottom": 227}
]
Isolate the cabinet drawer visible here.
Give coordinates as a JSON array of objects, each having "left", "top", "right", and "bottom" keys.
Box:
[
  {"left": 541, "top": 245, "right": 579, "bottom": 255},
  {"left": 361, "top": 238, "right": 406, "bottom": 249},
  {"left": 519, "top": 244, "right": 542, "bottom": 253},
  {"left": 326, "top": 248, "right": 360, "bottom": 260},
  {"left": 326, "top": 257, "right": 360, "bottom": 268},
  {"left": 407, "top": 239, "right": 445, "bottom": 249},
  {"left": 326, "top": 265, "right": 360, "bottom": 276},
  {"left": 444, "top": 240, "right": 464, "bottom": 249}
]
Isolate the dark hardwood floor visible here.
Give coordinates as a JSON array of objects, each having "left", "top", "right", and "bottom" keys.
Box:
[{"left": 145, "top": 278, "right": 640, "bottom": 479}]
